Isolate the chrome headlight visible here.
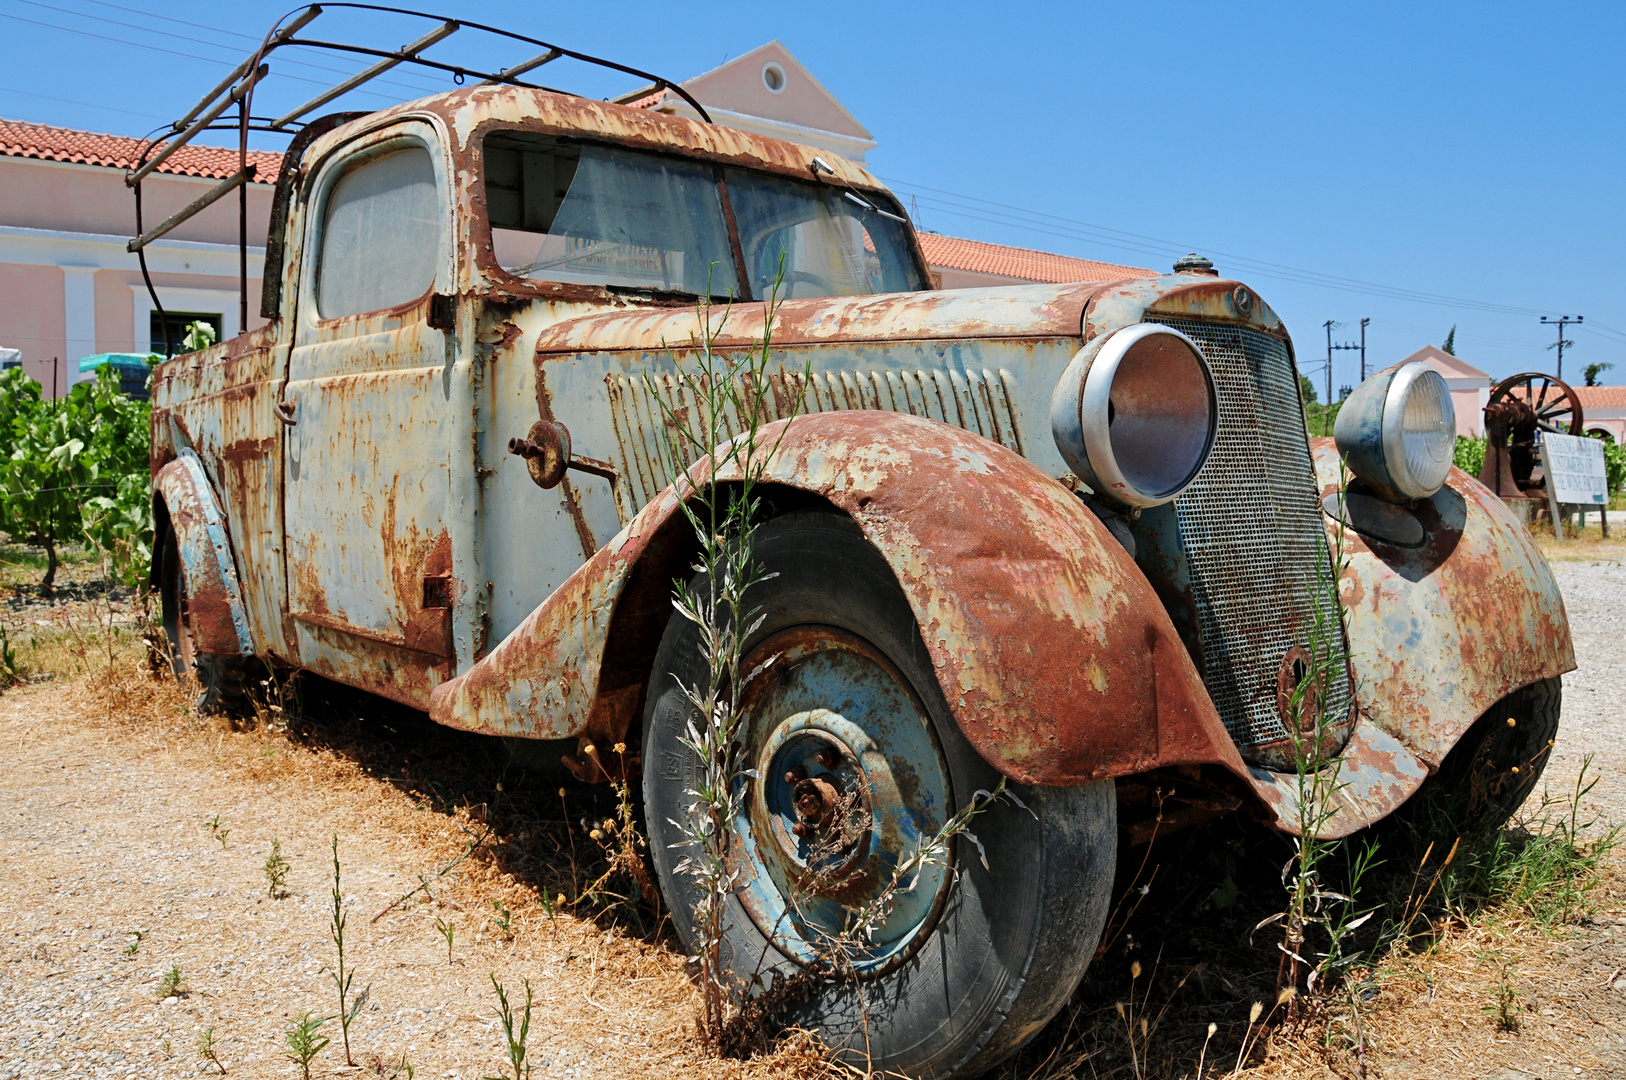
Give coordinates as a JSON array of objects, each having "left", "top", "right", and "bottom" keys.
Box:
[
  {"left": 1333, "top": 362, "right": 1456, "bottom": 501},
  {"left": 1050, "top": 323, "right": 1218, "bottom": 508}
]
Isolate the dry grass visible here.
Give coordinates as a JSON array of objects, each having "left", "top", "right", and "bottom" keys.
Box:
[
  {"left": 2, "top": 591, "right": 1621, "bottom": 1077},
  {"left": 1, "top": 624, "right": 845, "bottom": 1078},
  {"left": 1536, "top": 528, "right": 1626, "bottom": 564}
]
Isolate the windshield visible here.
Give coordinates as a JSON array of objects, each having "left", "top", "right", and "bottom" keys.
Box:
[
  {"left": 724, "top": 169, "right": 923, "bottom": 299},
  {"left": 485, "top": 132, "right": 738, "bottom": 296},
  {"left": 482, "top": 130, "right": 925, "bottom": 300}
]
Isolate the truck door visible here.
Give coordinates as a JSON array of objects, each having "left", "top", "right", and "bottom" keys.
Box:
[{"left": 281, "top": 120, "right": 458, "bottom": 704}]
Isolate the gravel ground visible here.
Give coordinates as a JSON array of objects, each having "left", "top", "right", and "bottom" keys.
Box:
[
  {"left": 1546, "top": 562, "right": 1626, "bottom": 830},
  {"left": 0, "top": 562, "right": 1621, "bottom": 1079},
  {"left": 0, "top": 682, "right": 757, "bottom": 1080}
]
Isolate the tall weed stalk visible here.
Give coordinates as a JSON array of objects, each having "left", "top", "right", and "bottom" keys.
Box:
[
  {"left": 326, "top": 834, "right": 368, "bottom": 1066},
  {"left": 645, "top": 272, "right": 802, "bottom": 1042},
  {"left": 1258, "top": 460, "right": 1375, "bottom": 1011}
]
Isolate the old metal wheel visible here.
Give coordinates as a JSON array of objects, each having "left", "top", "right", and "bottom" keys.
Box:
[
  {"left": 1489, "top": 373, "right": 1585, "bottom": 436},
  {"left": 158, "top": 522, "right": 254, "bottom": 716},
  {"left": 642, "top": 511, "right": 1117, "bottom": 1077}
]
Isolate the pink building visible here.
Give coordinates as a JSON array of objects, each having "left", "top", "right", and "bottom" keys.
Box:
[
  {"left": 0, "top": 119, "right": 279, "bottom": 396},
  {"left": 1574, "top": 386, "right": 1626, "bottom": 443}
]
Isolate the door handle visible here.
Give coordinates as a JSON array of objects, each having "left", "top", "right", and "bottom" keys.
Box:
[{"left": 274, "top": 399, "right": 297, "bottom": 426}]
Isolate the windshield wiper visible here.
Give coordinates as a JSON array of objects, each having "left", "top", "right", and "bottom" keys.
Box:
[{"left": 842, "top": 190, "right": 908, "bottom": 224}]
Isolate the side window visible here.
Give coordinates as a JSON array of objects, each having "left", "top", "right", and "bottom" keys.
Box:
[{"left": 317, "top": 145, "right": 440, "bottom": 319}]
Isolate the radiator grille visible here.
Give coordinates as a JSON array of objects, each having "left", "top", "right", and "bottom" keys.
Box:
[
  {"left": 605, "top": 366, "right": 1023, "bottom": 520},
  {"left": 1151, "top": 318, "right": 1350, "bottom": 749}
]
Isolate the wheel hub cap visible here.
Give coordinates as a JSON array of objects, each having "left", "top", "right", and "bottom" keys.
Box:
[{"left": 733, "top": 627, "right": 952, "bottom": 974}]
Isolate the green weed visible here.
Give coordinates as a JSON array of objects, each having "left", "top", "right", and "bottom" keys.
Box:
[
  {"left": 1439, "top": 755, "right": 1620, "bottom": 928},
  {"left": 264, "top": 837, "right": 290, "bottom": 897},
  {"left": 196, "top": 1026, "right": 225, "bottom": 1073},
  {"left": 1479, "top": 952, "right": 1523, "bottom": 1032},
  {"left": 283, "top": 1011, "right": 331, "bottom": 1079},
  {"left": 326, "top": 834, "right": 368, "bottom": 1067},
  {"left": 157, "top": 964, "right": 185, "bottom": 1000},
  {"left": 489, "top": 898, "right": 512, "bottom": 938},
  {"left": 435, "top": 917, "right": 455, "bottom": 963},
  {"left": 485, "top": 974, "right": 534, "bottom": 1080}
]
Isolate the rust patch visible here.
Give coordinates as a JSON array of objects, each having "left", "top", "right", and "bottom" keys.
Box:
[
  {"left": 1310, "top": 439, "right": 1573, "bottom": 769},
  {"left": 432, "top": 413, "right": 1249, "bottom": 789}
]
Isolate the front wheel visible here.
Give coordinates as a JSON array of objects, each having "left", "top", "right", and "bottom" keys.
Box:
[
  {"left": 642, "top": 512, "right": 1116, "bottom": 1077},
  {"left": 1393, "top": 677, "right": 1562, "bottom": 844}
]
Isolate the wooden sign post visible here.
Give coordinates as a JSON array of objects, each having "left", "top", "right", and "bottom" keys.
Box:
[{"left": 1540, "top": 433, "right": 1611, "bottom": 541}]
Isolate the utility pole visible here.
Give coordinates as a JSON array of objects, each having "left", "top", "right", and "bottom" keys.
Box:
[
  {"left": 1323, "top": 320, "right": 1361, "bottom": 432},
  {"left": 1540, "top": 315, "right": 1582, "bottom": 381},
  {"left": 1324, "top": 321, "right": 1336, "bottom": 422}
]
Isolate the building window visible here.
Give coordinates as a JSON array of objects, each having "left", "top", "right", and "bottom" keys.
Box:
[
  {"left": 150, "top": 311, "right": 222, "bottom": 355},
  {"left": 762, "top": 62, "right": 786, "bottom": 93}
]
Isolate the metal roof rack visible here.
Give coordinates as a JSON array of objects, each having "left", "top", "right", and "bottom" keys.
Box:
[{"left": 127, "top": 3, "right": 709, "bottom": 356}]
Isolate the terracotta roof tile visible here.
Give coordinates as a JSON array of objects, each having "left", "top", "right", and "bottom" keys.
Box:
[
  {"left": 917, "top": 232, "right": 1151, "bottom": 284},
  {"left": 1576, "top": 386, "right": 1626, "bottom": 408},
  {"left": 0, "top": 118, "right": 281, "bottom": 183},
  {"left": 623, "top": 88, "right": 670, "bottom": 111}
]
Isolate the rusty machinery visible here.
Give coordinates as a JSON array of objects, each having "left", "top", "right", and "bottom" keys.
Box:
[{"left": 1477, "top": 372, "right": 1585, "bottom": 500}]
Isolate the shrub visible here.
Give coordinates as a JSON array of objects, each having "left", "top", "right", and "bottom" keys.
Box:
[
  {"left": 0, "top": 366, "right": 152, "bottom": 589},
  {"left": 1454, "top": 435, "right": 1487, "bottom": 479}
]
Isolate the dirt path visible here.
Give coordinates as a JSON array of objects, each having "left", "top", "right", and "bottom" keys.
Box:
[{"left": 0, "top": 680, "right": 800, "bottom": 1080}]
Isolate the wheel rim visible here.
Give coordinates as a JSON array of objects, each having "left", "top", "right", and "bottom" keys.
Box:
[{"left": 732, "top": 627, "right": 953, "bottom": 975}]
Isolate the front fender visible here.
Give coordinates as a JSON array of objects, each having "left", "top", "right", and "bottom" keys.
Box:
[
  {"left": 429, "top": 412, "right": 1248, "bottom": 787},
  {"left": 152, "top": 449, "right": 255, "bottom": 657},
  {"left": 1245, "top": 442, "right": 1576, "bottom": 838}
]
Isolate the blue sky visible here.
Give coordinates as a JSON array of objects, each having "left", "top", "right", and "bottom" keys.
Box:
[{"left": 3, "top": 1, "right": 1622, "bottom": 389}]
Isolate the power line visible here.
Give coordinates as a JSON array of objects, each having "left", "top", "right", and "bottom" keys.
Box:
[
  {"left": 881, "top": 174, "right": 1563, "bottom": 318},
  {"left": 0, "top": 8, "right": 430, "bottom": 107},
  {"left": 16, "top": 0, "right": 447, "bottom": 98},
  {"left": 0, "top": 83, "right": 169, "bottom": 121}
]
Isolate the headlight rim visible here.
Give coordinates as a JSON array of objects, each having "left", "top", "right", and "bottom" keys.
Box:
[
  {"left": 1053, "top": 322, "right": 1219, "bottom": 509},
  {"left": 1378, "top": 363, "right": 1456, "bottom": 500}
]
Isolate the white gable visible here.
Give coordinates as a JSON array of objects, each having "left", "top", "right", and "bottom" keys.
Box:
[{"left": 630, "top": 41, "right": 876, "bottom": 162}]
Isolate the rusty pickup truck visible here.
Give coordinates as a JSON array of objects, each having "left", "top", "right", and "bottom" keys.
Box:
[{"left": 139, "top": 14, "right": 1572, "bottom": 1077}]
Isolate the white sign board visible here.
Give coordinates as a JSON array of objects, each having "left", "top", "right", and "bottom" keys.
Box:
[{"left": 1542, "top": 432, "right": 1609, "bottom": 505}]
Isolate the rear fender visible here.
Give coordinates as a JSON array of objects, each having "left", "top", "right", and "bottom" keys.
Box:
[
  {"left": 152, "top": 449, "right": 255, "bottom": 657},
  {"left": 428, "top": 411, "right": 1249, "bottom": 787}
]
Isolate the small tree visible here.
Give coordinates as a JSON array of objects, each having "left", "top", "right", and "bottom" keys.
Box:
[
  {"left": 1442, "top": 325, "right": 1457, "bottom": 356},
  {"left": 1583, "top": 361, "right": 1614, "bottom": 387},
  {"left": 2, "top": 386, "right": 97, "bottom": 592}
]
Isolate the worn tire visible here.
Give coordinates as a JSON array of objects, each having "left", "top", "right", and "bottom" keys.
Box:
[
  {"left": 159, "top": 524, "right": 256, "bottom": 716},
  {"left": 1402, "top": 677, "right": 1562, "bottom": 837},
  {"left": 642, "top": 512, "right": 1116, "bottom": 1078}
]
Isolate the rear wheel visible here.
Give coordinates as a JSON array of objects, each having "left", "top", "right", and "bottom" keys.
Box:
[
  {"left": 642, "top": 512, "right": 1116, "bottom": 1077},
  {"left": 159, "top": 523, "right": 256, "bottom": 715}
]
